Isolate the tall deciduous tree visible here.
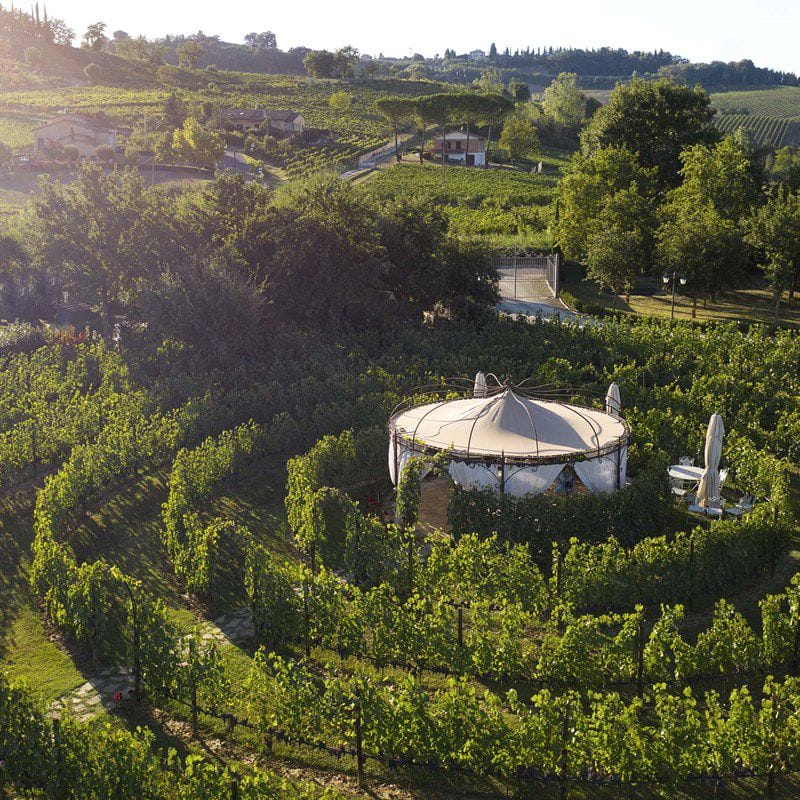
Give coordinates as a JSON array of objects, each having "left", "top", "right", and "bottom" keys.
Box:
[
  {"left": 303, "top": 49, "right": 335, "bottom": 78},
  {"left": 82, "top": 21, "right": 106, "bottom": 51},
  {"left": 24, "top": 163, "right": 179, "bottom": 332},
  {"left": 581, "top": 77, "right": 719, "bottom": 188},
  {"left": 499, "top": 115, "right": 540, "bottom": 162},
  {"left": 745, "top": 189, "right": 800, "bottom": 315},
  {"left": 177, "top": 39, "right": 204, "bottom": 69},
  {"left": 541, "top": 72, "right": 587, "bottom": 128},
  {"left": 375, "top": 96, "right": 417, "bottom": 162},
  {"left": 554, "top": 146, "right": 657, "bottom": 261},
  {"left": 657, "top": 199, "right": 747, "bottom": 316},
  {"left": 171, "top": 118, "right": 225, "bottom": 171},
  {"left": 417, "top": 94, "right": 458, "bottom": 173},
  {"left": 670, "top": 134, "right": 761, "bottom": 223}
]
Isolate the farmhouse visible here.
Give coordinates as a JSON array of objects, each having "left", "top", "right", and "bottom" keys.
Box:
[
  {"left": 33, "top": 114, "right": 118, "bottom": 161},
  {"left": 265, "top": 110, "right": 306, "bottom": 136},
  {"left": 432, "top": 130, "right": 486, "bottom": 166},
  {"left": 220, "top": 108, "right": 269, "bottom": 132}
]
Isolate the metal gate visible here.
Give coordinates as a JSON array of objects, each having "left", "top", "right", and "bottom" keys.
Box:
[{"left": 496, "top": 254, "right": 559, "bottom": 300}]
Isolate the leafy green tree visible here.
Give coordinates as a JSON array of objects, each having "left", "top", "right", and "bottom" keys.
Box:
[
  {"left": 657, "top": 198, "right": 747, "bottom": 316},
  {"left": 509, "top": 79, "right": 531, "bottom": 102},
  {"left": 82, "top": 21, "right": 106, "bottom": 51},
  {"left": 83, "top": 62, "right": 101, "bottom": 85},
  {"left": 473, "top": 66, "right": 504, "bottom": 95},
  {"left": 585, "top": 187, "right": 656, "bottom": 306},
  {"left": 163, "top": 92, "right": 188, "bottom": 129},
  {"left": 171, "top": 118, "right": 225, "bottom": 170},
  {"left": 477, "top": 93, "right": 515, "bottom": 162},
  {"left": 541, "top": 72, "right": 587, "bottom": 128},
  {"left": 670, "top": 135, "right": 760, "bottom": 222},
  {"left": 453, "top": 92, "right": 487, "bottom": 166},
  {"left": 239, "top": 174, "right": 387, "bottom": 328},
  {"left": 303, "top": 49, "right": 335, "bottom": 78},
  {"left": 582, "top": 77, "right": 719, "bottom": 188},
  {"left": 328, "top": 90, "right": 353, "bottom": 112},
  {"left": 333, "top": 45, "right": 359, "bottom": 78},
  {"left": 244, "top": 31, "right": 277, "bottom": 49},
  {"left": 23, "top": 46, "right": 42, "bottom": 69},
  {"left": 499, "top": 115, "right": 540, "bottom": 162},
  {"left": 375, "top": 96, "right": 417, "bottom": 162},
  {"left": 554, "top": 146, "right": 657, "bottom": 260},
  {"left": 417, "top": 93, "right": 458, "bottom": 171},
  {"left": 23, "top": 163, "right": 176, "bottom": 333},
  {"left": 745, "top": 189, "right": 800, "bottom": 316},
  {"left": 177, "top": 39, "right": 204, "bottom": 69},
  {"left": 770, "top": 146, "right": 800, "bottom": 192}
]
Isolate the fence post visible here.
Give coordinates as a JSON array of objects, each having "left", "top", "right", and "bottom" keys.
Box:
[
  {"left": 354, "top": 699, "right": 365, "bottom": 788},
  {"left": 230, "top": 775, "right": 240, "bottom": 800}
]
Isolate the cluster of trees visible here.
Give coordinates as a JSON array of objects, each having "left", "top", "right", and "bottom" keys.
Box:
[
  {"left": 302, "top": 45, "right": 360, "bottom": 79},
  {"left": 0, "top": 3, "right": 74, "bottom": 46},
  {"left": 660, "top": 58, "right": 800, "bottom": 88},
  {"left": 555, "top": 77, "right": 800, "bottom": 317},
  {"left": 1, "top": 166, "right": 496, "bottom": 360}
]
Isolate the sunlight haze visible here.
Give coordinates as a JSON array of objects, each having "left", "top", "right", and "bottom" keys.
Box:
[{"left": 53, "top": 0, "right": 800, "bottom": 72}]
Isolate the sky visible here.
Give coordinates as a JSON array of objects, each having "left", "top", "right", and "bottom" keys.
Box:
[{"left": 50, "top": 0, "right": 800, "bottom": 74}]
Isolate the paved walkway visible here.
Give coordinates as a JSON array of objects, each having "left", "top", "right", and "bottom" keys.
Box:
[{"left": 49, "top": 608, "right": 253, "bottom": 721}]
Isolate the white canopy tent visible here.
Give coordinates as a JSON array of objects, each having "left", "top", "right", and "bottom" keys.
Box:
[{"left": 389, "top": 387, "right": 629, "bottom": 498}]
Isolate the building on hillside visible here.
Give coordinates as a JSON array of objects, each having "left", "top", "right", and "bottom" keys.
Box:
[
  {"left": 220, "top": 109, "right": 269, "bottom": 132},
  {"left": 468, "top": 49, "right": 486, "bottom": 60},
  {"left": 33, "top": 114, "right": 118, "bottom": 161},
  {"left": 265, "top": 110, "right": 306, "bottom": 136},
  {"left": 432, "top": 130, "right": 486, "bottom": 166}
]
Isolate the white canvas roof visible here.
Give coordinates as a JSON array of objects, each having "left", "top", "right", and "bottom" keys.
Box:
[{"left": 391, "top": 389, "right": 627, "bottom": 461}]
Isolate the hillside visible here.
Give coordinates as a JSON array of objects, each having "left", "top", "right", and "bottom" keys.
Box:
[{"left": 709, "top": 87, "right": 800, "bottom": 148}]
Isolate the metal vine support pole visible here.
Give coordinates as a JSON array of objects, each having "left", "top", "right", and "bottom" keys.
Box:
[
  {"left": 303, "top": 578, "right": 311, "bottom": 658},
  {"left": 559, "top": 700, "right": 570, "bottom": 800},
  {"left": 793, "top": 613, "right": 800, "bottom": 676},
  {"left": 354, "top": 699, "right": 365, "bottom": 788},
  {"left": 499, "top": 453, "right": 506, "bottom": 494},
  {"left": 636, "top": 615, "right": 645, "bottom": 699}
]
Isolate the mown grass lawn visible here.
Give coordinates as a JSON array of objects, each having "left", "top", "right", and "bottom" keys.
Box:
[{"left": 562, "top": 275, "right": 800, "bottom": 328}]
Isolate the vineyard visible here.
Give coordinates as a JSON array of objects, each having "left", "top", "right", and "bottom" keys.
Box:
[
  {"left": 714, "top": 114, "right": 800, "bottom": 148},
  {"left": 0, "top": 74, "right": 446, "bottom": 172},
  {"left": 362, "top": 154, "right": 569, "bottom": 249},
  {"left": 711, "top": 86, "right": 800, "bottom": 118},
  {"left": 1, "top": 314, "right": 799, "bottom": 799}
]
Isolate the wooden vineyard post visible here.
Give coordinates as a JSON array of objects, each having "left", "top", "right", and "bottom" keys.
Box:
[
  {"left": 230, "top": 774, "right": 240, "bottom": 800},
  {"left": 354, "top": 699, "right": 365, "bottom": 788}
]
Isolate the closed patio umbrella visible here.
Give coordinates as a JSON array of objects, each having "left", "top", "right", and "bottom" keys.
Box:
[
  {"left": 605, "top": 382, "right": 621, "bottom": 418},
  {"left": 473, "top": 371, "right": 487, "bottom": 398},
  {"left": 696, "top": 412, "right": 725, "bottom": 508}
]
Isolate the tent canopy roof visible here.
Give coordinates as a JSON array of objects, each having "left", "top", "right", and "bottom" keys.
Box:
[{"left": 390, "top": 388, "right": 628, "bottom": 463}]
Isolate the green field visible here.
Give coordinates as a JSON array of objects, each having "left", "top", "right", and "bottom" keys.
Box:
[{"left": 363, "top": 150, "right": 569, "bottom": 249}]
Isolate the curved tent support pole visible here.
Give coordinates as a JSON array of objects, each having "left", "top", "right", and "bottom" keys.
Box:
[
  {"left": 393, "top": 430, "right": 399, "bottom": 488},
  {"left": 499, "top": 451, "right": 506, "bottom": 494},
  {"left": 616, "top": 443, "right": 622, "bottom": 490}
]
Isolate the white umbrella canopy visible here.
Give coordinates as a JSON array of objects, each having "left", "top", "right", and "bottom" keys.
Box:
[
  {"left": 696, "top": 413, "right": 725, "bottom": 508},
  {"left": 605, "top": 382, "right": 621, "bottom": 418},
  {"left": 473, "top": 372, "right": 487, "bottom": 398}
]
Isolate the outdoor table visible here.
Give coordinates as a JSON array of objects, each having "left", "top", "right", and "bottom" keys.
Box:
[{"left": 668, "top": 465, "right": 705, "bottom": 482}]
